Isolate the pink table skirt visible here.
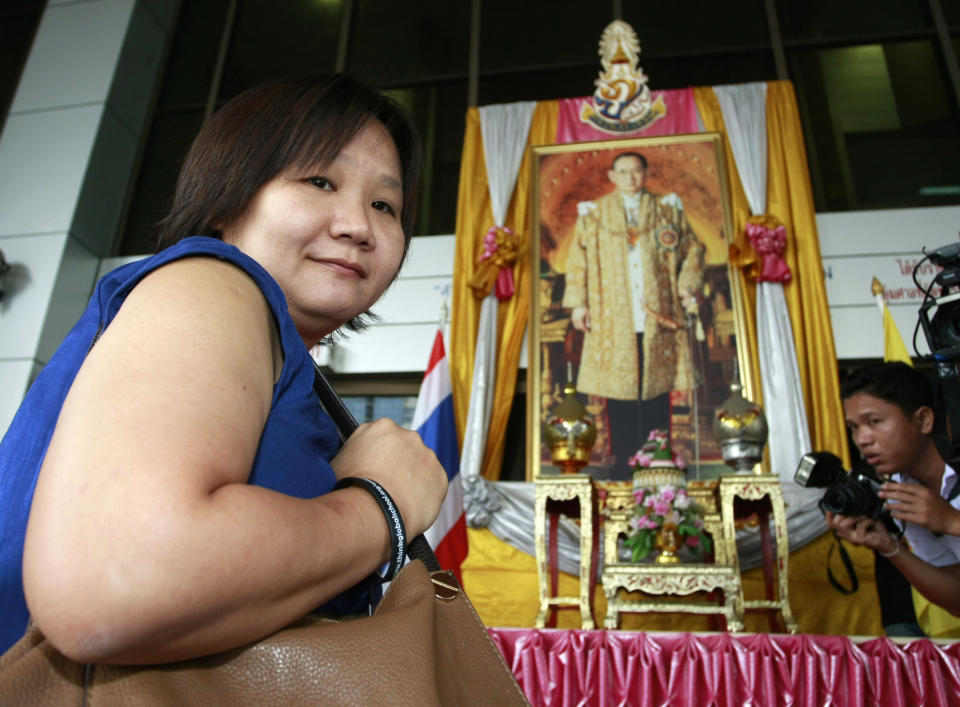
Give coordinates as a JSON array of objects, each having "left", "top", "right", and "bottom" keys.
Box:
[{"left": 489, "top": 629, "right": 960, "bottom": 706}]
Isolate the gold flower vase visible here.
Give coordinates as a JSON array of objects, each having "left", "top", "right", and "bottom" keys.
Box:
[{"left": 655, "top": 523, "right": 682, "bottom": 564}]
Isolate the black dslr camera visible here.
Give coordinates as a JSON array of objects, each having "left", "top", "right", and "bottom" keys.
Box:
[{"left": 794, "top": 451, "right": 888, "bottom": 520}]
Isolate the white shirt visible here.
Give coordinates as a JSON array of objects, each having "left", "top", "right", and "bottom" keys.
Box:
[
  {"left": 894, "top": 465, "right": 960, "bottom": 567},
  {"left": 621, "top": 192, "right": 646, "bottom": 333}
]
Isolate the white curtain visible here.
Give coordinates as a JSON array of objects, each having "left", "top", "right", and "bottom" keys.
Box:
[{"left": 714, "top": 83, "right": 821, "bottom": 527}]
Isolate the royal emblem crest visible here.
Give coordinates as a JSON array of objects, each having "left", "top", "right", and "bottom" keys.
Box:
[{"left": 579, "top": 20, "right": 666, "bottom": 135}]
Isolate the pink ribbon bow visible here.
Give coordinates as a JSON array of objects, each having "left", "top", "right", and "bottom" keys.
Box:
[
  {"left": 745, "top": 220, "right": 791, "bottom": 284},
  {"left": 473, "top": 225, "right": 517, "bottom": 300}
]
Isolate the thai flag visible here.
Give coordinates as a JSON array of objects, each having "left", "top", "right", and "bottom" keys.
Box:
[{"left": 410, "top": 330, "right": 468, "bottom": 582}]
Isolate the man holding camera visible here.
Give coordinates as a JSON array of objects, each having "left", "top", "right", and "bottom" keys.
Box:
[{"left": 827, "top": 362, "right": 960, "bottom": 629}]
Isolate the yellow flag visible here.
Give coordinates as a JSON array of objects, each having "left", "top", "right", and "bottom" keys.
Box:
[{"left": 882, "top": 305, "right": 912, "bottom": 365}]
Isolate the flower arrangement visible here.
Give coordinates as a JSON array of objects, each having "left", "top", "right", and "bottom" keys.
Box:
[
  {"left": 629, "top": 429, "right": 688, "bottom": 488},
  {"left": 623, "top": 485, "right": 712, "bottom": 562}
]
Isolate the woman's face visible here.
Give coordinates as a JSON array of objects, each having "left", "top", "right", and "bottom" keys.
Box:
[{"left": 222, "top": 120, "right": 406, "bottom": 346}]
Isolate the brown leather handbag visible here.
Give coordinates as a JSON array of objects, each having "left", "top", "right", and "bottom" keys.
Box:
[{"left": 0, "top": 366, "right": 529, "bottom": 706}]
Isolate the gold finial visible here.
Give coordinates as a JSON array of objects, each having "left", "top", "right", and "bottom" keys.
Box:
[{"left": 871, "top": 276, "right": 884, "bottom": 296}]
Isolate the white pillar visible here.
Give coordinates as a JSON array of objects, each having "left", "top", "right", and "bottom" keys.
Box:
[{"left": 0, "top": 0, "right": 177, "bottom": 435}]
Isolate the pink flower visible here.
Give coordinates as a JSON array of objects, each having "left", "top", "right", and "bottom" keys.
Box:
[
  {"left": 643, "top": 495, "right": 657, "bottom": 508},
  {"left": 674, "top": 456, "right": 687, "bottom": 470},
  {"left": 634, "top": 454, "right": 652, "bottom": 468},
  {"left": 632, "top": 488, "right": 646, "bottom": 504},
  {"left": 686, "top": 535, "right": 701, "bottom": 548},
  {"left": 660, "top": 487, "right": 675, "bottom": 503},
  {"left": 653, "top": 501, "right": 670, "bottom": 516},
  {"left": 639, "top": 516, "right": 658, "bottom": 530}
]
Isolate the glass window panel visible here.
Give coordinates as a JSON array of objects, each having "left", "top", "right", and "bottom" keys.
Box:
[
  {"left": 946, "top": 4, "right": 960, "bottom": 27},
  {"left": 478, "top": 66, "right": 600, "bottom": 105},
  {"left": 479, "top": 50, "right": 775, "bottom": 109},
  {"left": 640, "top": 50, "right": 776, "bottom": 89},
  {"left": 119, "top": 109, "right": 205, "bottom": 255},
  {"left": 623, "top": 1, "right": 769, "bottom": 55},
  {"left": 348, "top": 0, "right": 470, "bottom": 85},
  {"left": 342, "top": 395, "right": 417, "bottom": 428},
  {"left": 789, "top": 41, "right": 960, "bottom": 212},
  {"left": 218, "top": 0, "right": 343, "bottom": 101},
  {"left": 479, "top": 0, "right": 611, "bottom": 72},
  {"left": 384, "top": 81, "right": 467, "bottom": 235},
  {"left": 157, "top": 0, "right": 231, "bottom": 108},
  {"left": 776, "top": 0, "right": 930, "bottom": 41}
]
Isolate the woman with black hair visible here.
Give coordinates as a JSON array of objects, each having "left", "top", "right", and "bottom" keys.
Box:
[{"left": 0, "top": 74, "right": 447, "bottom": 662}]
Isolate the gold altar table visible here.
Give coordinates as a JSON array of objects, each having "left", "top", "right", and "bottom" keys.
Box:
[
  {"left": 532, "top": 474, "right": 797, "bottom": 633},
  {"left": 600, "top": 480, "right": 744, "bottom": 631}
]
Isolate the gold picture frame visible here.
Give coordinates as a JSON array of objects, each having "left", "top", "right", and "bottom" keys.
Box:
[{"left": 528, "top": 132, "right": 753, "bottom": 482}]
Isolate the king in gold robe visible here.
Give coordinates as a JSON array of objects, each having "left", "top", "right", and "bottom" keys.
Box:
[{"left": 562, "top": 188, "right": 704, "bottom": 402}]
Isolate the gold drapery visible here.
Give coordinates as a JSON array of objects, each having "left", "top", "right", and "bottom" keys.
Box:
[
  {"left": 695, "top": 81, "right": 848, "bottom": 464},
  {"left": 451, "top": 80, "right": 849, "bottom": 480},
  {"left": 450, "top": 102, "right": 558, "bottom": 479}
]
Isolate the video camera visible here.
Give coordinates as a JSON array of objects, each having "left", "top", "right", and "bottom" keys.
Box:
[
  {"left": 794, "top": 451, "right": 890, "bottom": 521},
  {"left": 917, "top": 241, "right": 960, "bottom": 464}
]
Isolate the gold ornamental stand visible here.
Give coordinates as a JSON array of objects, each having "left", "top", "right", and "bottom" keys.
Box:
[
  {"left": 533, "top": 474, "right": 598, "bottom": 629},
  {"left": 718, "top": 475, "right": 798, "bottom": 633},
  {"left": 600, "top": 482, "right": 744, "bottom": 631}
]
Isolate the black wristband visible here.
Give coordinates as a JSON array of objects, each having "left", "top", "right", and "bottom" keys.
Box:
[{"left": 334, "top": 477, "right": 406, "bottom": 582}]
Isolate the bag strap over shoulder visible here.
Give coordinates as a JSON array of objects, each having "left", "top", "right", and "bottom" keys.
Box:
[{"left": 311, "top": 360, "right": 441, "bottom": 574}]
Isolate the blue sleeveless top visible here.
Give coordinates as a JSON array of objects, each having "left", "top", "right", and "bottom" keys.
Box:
[{"left": 0, "top": 237, "right": 371, "bottom": 653}]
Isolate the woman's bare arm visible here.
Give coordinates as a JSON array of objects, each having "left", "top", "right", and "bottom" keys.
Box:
[{"left": 23, "top": 258, "right": 446, "bottom": 664}]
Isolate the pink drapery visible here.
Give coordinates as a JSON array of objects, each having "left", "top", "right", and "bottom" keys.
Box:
[
  {"left": 489, "top": 629, "right": 960, "bottom": 706},
  {"left": 555, "top": 88, "right": 700, "bottom": 143}
]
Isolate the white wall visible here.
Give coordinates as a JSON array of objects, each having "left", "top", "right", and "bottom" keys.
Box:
[
  {"left": 818, "top": 205, "right": 960, "bottom": 359},
  {"left": 323, "top": 235, "right": 457, "bottom": 373},
  {"left": 321, "top": 205, "right": 960, "bottom": 374},
  {"left": 5, "top": 207, "right": 958, "bottom": 437}
]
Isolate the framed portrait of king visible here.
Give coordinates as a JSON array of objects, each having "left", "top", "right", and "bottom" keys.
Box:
[{"left": 528, "top": 132, "right": 752, "bottom": 482}]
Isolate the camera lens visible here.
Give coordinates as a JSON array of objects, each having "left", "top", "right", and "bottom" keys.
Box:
[
  {"left": 822, "top": 481, "right": 875, "bottom": 517},
  {"left": 821, "top": 486, "right": 857, "bottom": 515}
]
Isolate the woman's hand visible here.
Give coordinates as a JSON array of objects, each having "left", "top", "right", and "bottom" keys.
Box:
[
  {"left": 330, "top": 419, "right": 447, "bottom": 538},
  {"left": 879, "top": 481, "right": 960, "bottom": 536},
  {"left": 824, "top": 510, "right": 898, "bottom": 556}
]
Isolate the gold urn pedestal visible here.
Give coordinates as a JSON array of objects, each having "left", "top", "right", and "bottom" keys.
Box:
[
  {"left": 533, "top": 474, "right": 598, "bottom": 630},
  {"left": 718, "top": 474, "right": 798, "bottom": 633}
]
